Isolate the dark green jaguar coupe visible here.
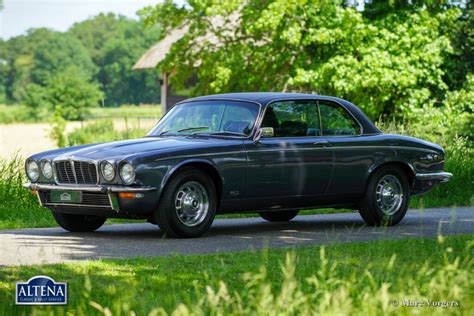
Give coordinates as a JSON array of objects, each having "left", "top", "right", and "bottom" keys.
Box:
[{"left": 24, "top": 93, "right": 452, "bottom": 237}]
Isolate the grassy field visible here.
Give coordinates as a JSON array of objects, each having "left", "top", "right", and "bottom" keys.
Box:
[
  {"left": 0, "top": 104, "right": 161, "bottom": 124},
  {"left": 89, "top": 104, "right": 161, "bottom": 118},
  {"left": 0, "top": 234, "right": 472, "bottom": 315}
]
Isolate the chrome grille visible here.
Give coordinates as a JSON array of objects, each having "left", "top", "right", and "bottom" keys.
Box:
[
  {"left": 40, "top": 191, "right": 111, "bottom": 208},
  {"left": 55, "top": 161, "right": 98, "bottom": 184}
]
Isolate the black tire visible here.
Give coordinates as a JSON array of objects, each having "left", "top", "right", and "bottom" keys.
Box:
[
  {"left": 52, "top": 211, "right": 106, "bottom": 232},
  {"left": 154, "top": 168, "right": 217, "bottom": 238},
  {"left": 358, "top": 165, "right": 410, "bottom": 226},
  {"left": 259, "top": 210, "right": 299, "bottom": 222}
]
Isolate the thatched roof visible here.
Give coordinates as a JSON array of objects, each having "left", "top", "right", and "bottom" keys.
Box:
[
  {"left": 133, "top": 25, "right": 189, "bottom": 70},
  {"left": 133, "top": 14, "right": 239, "bottom": 71}
]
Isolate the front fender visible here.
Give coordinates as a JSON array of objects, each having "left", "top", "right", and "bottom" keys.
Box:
[{"left": 158, "top": 158, "right": 224, "bottom": 199}]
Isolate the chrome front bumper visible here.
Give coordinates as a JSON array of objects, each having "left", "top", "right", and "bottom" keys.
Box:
[
  {"left": 415, "top": 172, "right": 453, "bottom": 183},
  {"left": 24, "top": 183, "right": 157, "bottom": 193},
  {"left": 24, "top": 183, "right": 157, "bottom": 212}
]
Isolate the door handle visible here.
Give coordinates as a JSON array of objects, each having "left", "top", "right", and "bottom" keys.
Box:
[{"left": 312, "top": 140, "right": 330, "bottom": 148}]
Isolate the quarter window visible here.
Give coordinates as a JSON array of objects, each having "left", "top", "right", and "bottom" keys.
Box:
[
  {"left": 261, "top": 101, "right": 320, "bottom": 137},
  {"left": 318, "top": 101, "right": 360, "bottom": 136}
]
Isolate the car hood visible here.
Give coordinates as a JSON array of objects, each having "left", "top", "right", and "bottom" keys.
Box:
[{"left": 55, "top": 137, "right": 221, "bottom": 161}]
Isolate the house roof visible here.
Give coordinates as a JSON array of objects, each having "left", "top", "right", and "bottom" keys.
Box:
[
  {"left": 133, "top": 25, "right": 189, "bottom": 70},
  {"left": 133, "top": 14, "right": 240, "bottom": 71}
]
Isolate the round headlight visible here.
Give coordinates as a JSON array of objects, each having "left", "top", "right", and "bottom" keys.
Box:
[
  {"left": 26, "top": 160, "right": 40, "bottom": 182},
  {"left": 41, "top": 160, "right": 53, "bottom": 179},
  {"left": 101, "top": 161, "right": 115, "bottom": 181},
  {"left": 120, "top": 163, "right": 135, "bottom": 185}
]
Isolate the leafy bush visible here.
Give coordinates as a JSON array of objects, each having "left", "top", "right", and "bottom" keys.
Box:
[
  {"left": 67, "top": 120, "right": 147, "bottom": 146},
  {"left": 24, "top": 66, "right": 103, "bottom": 120},
  {"left": 0, "top": 156, "right": 54, "bottom": 229}
]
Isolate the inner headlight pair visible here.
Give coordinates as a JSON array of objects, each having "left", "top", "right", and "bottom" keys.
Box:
[
  {"left": 26, "top": 160, "right": 53, "bottom": 182},
  {"left": 101, "top": 161, "right": 135, "bottom": 185}
]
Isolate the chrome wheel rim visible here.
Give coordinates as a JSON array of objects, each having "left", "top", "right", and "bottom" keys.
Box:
[
  {"left": 175, "top": 181, "right": 209, "bottom": 227},
  {"left": 375, "top": 174, "right": 403, "bottom": 216}
]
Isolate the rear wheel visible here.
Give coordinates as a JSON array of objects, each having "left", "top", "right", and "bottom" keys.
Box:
[
  {"left": 358, "top": 166, "right": 410, "bottom": 226},
  {"left": 154, "top": 168, "right": 217, "bottom": 238},
  {"left": 51, "top": 211, "right": 106, "bottom": 232},
  {"left": 259, "top": 210, "right": 299, "bottom": 222}
]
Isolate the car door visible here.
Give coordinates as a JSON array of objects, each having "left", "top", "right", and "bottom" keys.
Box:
[
  {"left": 244, "top": 100, "right": 333, "bottom": 199},
  {"left": 317, "top": 99, "right": 369, "bottom": 196}
]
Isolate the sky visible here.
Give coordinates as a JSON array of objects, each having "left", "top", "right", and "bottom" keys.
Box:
[{"left": 0, "top": 0, "right": 170, "bottom": 39}]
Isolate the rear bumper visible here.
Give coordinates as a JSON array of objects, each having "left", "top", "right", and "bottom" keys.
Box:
[
  {"left": 415, "top": 172, "right": 453, "bottom": 183},
  {"left": 411, "top": 171, "right": 452, "bottom": 196},
  {"left": 24, "top": 183, "right": 158, "bottom": 215}
]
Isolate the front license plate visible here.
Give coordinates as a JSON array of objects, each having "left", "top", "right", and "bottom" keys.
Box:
[{"left": 50, "top": 190, "right": 82, "bottom": 203}]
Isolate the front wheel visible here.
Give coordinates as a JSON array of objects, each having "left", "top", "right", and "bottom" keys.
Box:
[
  {"left": 259, "top": 210, "right": 299, "bottom": 222},
  {"left": 154, "top": 168, "right": 217, "bottom": 238},
  {"left": 52, "top": 211, "right": 106, "bottom": 232},
  {"left": 358, "top": 166, "right": 410, "bottom": 226}
]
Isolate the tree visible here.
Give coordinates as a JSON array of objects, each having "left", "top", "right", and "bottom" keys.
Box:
[
  {"left": 24, "top": 66, "right": 103, "bottom": 120},
  {"left": 30, "top": 31, "right": 96, "bottom": 85},
  {"left": 0, "top": 29, "right": 96, "bottom": 102},
  {"left": 70, "top": 13, "right": 163, "bottom": 105},
  {"left": 141, "top": 0, "right": 465, "bottom": 120}
]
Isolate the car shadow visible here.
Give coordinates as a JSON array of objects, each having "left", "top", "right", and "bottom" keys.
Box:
[{"left": 0, "top": 209, "right": 471, "bottom": 266}]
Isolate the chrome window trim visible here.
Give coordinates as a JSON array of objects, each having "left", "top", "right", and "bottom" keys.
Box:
[
  {"left": 150, "top": 145, "right": 438, "bottom": 162},
  {"left": 255, "top": 98, "right": 364, "bottom": 139}
]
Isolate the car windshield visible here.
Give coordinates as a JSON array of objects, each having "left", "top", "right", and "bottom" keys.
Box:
[{"left": 148, "top": 100, "right": 260, "bottom": 137}]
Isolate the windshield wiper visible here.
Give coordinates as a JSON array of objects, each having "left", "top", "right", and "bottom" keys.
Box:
[
  {"left": 177, "top": 126, "right": 209, "bottom": 133},
  {"left": 156, "top": 126, "right": 209, "bottom": 136},
  {"left": 158, "top": 130, "right": 174, "bottom": 136},
  {"left": 190, "top": 131, "right": 247, "bottom": 137},
  {"left": 207, "top": 131, "right": 247, "bottom": 137}
]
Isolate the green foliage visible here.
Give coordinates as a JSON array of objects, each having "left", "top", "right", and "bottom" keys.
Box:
[
  {"left": 30, "top": 31, "right": 96, "bottom": 85},
  {"left": 50, "top": 107, "right": 68, "bottom": 147},
  {"left": 0, "top": 156, "right": 54, "bottom": 230},
  {"left": 142, "top": 1, "right": 470, "bottom": 121},
  {"left": 67, "top": 120, "right": 147, "bottom": 146},
  {"left": 24, "top": 66, "right": 103, "bottom": 120},
  {"left": 89, "top": 104, "right": 161, "bottom": 118},
  {"left": 0, "top": 235, "right": 472, "bottom": 314},
  {"left": 1, "top": 14, "right": 162, "bottom": 107},
  {"left": 70, "top": 13, "right": 163, "bottom": 106}
]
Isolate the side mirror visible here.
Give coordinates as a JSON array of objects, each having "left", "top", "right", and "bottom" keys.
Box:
[
  {"left": 254, "top": 127, "right": 274, "bottom": 142},
  {"left": 260, "top": 127, "right": 274, "bottom": 138}
]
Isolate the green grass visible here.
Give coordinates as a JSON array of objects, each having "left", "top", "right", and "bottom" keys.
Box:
[
  {"left": 0, "top": 104, "right": 38, "bottom": 124},
  {"left": 89, "top": 104, "right": 161, "bottom": 118},
  {"left": 66, "top": 120, "right": 148, "bottom": 146},
  {"left": 0, "top": 235, "right": 472, "bottom": 315},
  {"left": 0, "top": 104, "right": 161, "bottom": 124}
]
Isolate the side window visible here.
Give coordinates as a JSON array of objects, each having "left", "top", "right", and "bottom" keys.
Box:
[
  {"left": 261, "top": 101, "right": 320, "bottom": 137},
  {"left": 318, "top": 101, "right": 360, "bottom": 136}
]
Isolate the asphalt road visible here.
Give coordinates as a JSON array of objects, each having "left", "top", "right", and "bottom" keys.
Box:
[{"left": 0, "top": 207, "right": 472, "bottom": 266}]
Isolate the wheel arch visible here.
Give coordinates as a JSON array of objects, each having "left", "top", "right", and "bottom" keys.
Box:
[
  {"left": 368, "top": 160, "right": 416, "bottom": 188},
  {"left": 160, "top": 159, "right": 224, "bottom": 208}
]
